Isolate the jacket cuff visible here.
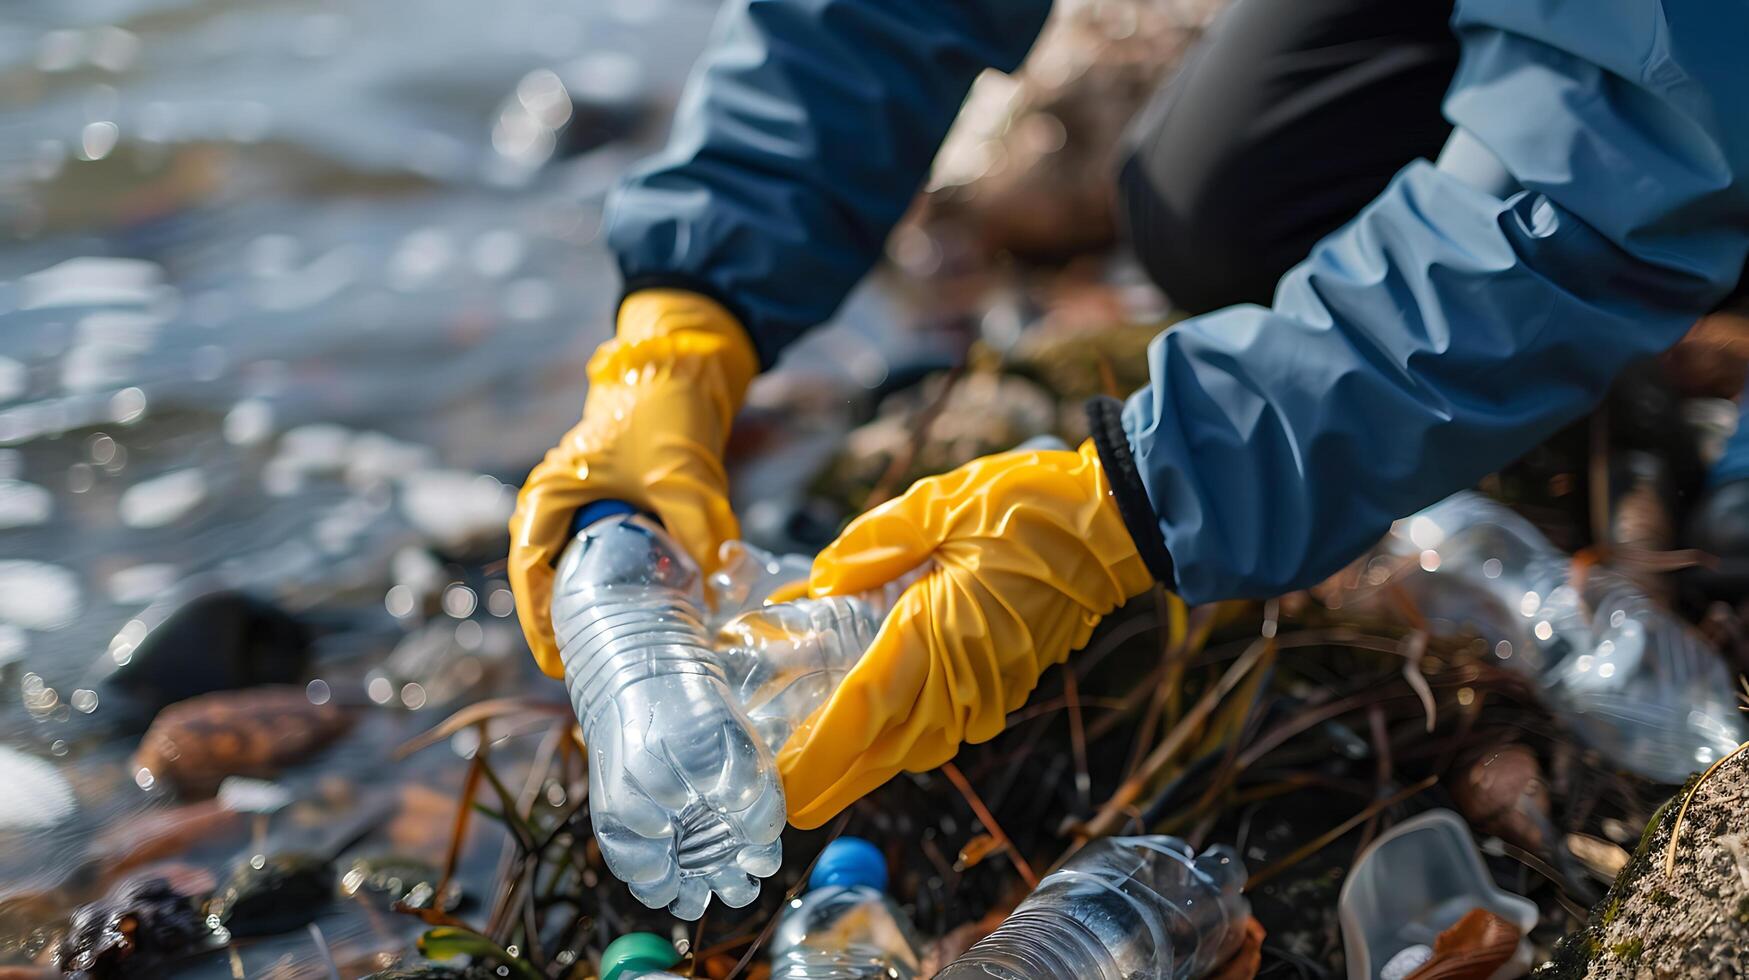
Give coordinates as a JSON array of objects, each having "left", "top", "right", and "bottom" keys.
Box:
[
  {"left": 1085, "top": 395, "right": 1177, "bottom": 589},
  {"left": 620, "top": 274, "right": 777, "bottom": 371}
]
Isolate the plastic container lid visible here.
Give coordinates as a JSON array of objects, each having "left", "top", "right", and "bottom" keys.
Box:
[
  {"left": 809, "top": 836, "right": 887, "bottom": 892},
  {"left": 599, "top": 932, "right": 681, "bottom": 980}
]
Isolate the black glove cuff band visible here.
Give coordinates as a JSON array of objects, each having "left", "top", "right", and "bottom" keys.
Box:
[{"left": 1085, "top": 395, "right": 1177, "bottom": 588}]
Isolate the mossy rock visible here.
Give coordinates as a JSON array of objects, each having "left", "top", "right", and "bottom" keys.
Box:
[{"left": 1535, "top": 746, "right": 1749, "bottom": 978}]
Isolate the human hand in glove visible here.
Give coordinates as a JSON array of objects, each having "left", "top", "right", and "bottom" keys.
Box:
[
  {"left": 508, "top": 289, "right": 758, "bottom": 678},
  {"left": 777, "top": 439, "right": 1159, "bottom": 828}
]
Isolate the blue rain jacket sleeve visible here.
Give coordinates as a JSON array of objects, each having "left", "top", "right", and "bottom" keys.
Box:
[
  {"left": 1119, "top": 0, "right": 1749, "bottom": 603},
  {"left": 604, "top": 0, "right": 1052, "bottom": 368}
]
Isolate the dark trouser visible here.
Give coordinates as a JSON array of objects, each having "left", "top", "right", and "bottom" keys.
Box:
[
  {"left": 1116, "top": 0, "right": 1749, "bottom": 489},
  {"left": 1118, "top": 0, "right": 1459, "bottom": 314}
]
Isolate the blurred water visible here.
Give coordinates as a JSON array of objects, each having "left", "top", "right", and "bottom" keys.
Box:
[{"left": 0, "top": 0, "right": 728, "bottom": 972}]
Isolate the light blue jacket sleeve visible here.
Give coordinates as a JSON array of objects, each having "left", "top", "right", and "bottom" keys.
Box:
[{"left": 1121, "top": 0, "right": 1749, "bottom": 603}]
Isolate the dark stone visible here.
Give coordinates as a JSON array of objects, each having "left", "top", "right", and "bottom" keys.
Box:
[{"left": 104, "top": 590, "right": 311, "bottom": 712}]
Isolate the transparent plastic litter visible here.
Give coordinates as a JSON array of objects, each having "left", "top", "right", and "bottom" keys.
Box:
[
  {"left": 552, "top": 511, "right": 785, "bottom": 920},
  {"left": 1380, "top": 491, "right": 1744, "bottom": 782},
  {"left": 936, "top": 835, "right": 1251, "bottom": 980},
  {"left": 1338, "top": 809, "right": 1537, "bottom": 980},
  {"left": 769, "top": 836, "right": 926, "bottom": 980},
  {"left": 717, "top": 594, "right": 883, "bottom": 753},
  {"left": 713, "top": 541, "right": 920, "bottom": 755}
]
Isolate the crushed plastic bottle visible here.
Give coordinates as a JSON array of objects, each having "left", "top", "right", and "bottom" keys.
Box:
[
  {"left": 769, "top": 836, "right": 926, "bottom": 980},
  {"left": 708, "top": 539, "right": 817, "bottom": 624},
  {"left": 552, "top": 505, "right": 785, "bottom": 920},
  {"left": 937, "top": 836, "right": 1251, "bottom": 980},
  {"left": 717, "top": 594, "right": 882, "bottom": 753},
  {"left": 598, "top": 933, "right": 687, "bottom": 980},
  {"left": 1381, "top": 491, "right": 1744, "bottom": 782},
  {"left": 706, "top": 536, "right": 923, "bottom": 754}
]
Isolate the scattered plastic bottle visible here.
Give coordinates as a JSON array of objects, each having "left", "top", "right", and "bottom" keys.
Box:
[
  {"left": 599, "top": 933, "right": 686, "bottom": 980},
  {"left": 769, "top": 836, "right": 926, "bottom": 980},
  {"left": 937, "top": 836, "right": 1251, "bottom": 980},
  {"left": 1382, "top": 491, "right": 1744, "bottom": 782},
  {"left": 552, "top": 504, "right": 785, "bottom": 920}
]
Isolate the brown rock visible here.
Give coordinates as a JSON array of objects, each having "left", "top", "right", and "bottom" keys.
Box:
[
  {"left": 1449, "top": 743, "right": 1552, "bottom": 856},
  {"left": 132, "top": 687, "right": 351, "bottom": 796},
  {"left": 88, "top": 799, "right": 245, "bottom": 881}
]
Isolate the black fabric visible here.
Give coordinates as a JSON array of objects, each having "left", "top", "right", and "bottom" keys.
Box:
[
  {"left": 1118, "top": 0, "right": 1460, "bottom": 313},
  {"left": 1086, "top": 395, "right": 1177, "bottom": 588}
]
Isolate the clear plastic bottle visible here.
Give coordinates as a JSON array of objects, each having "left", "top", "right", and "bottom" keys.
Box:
[
  {"left": 717, "top": 595, "right": 882, "bottom": 753},
  {"left": 712, "top": 541, "right": 922, "bottom": 754},
  {"left": 552, "top": 505, "right": 785, "bottom": 920},
  {"left": 769, "top": 836, "right": 926, "bottom": 980},
  {"left": 598, "top": 933, "right": 686, "bottom": 980},
  {"left": 1382, "top": 491, "right": 1744, "bottom": 782},
  {"left": 936, "top": 836, "right": 1251, "bottom": 980}
]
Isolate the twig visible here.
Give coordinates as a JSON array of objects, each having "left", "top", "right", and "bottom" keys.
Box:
[
  {"left": 1400, "top": 630, "right": 1436, "bottom": 733},
  {"left": 1663, "top": 739, "right": 1749, "bottom": 876},
  {"left": 1063, "top": 671, "right": 1091, "bottom": 812},
  {"left": 395, "top": 698, "right": 571, "bottom": 760},
  {"left": 1078, "top": 637, "right": 1274, "bottom": 840},
  {"left": 1245, "top": 776, "right": 1437, "bottom": 891},
  {"left": 864, "top": 366, "right": 963, "bottom": 508},
  {"left": 436, "top": 721, "right": 490, "bottom": 913},
  {"left": 943, "top": 761, "right": 1039, "bottom": 888}
]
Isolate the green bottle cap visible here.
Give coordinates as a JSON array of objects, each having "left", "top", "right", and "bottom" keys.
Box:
[{"left": 600, "top": 932, "right": 681, "bottom": 980}]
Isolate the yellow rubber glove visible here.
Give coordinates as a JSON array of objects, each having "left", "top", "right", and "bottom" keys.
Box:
[
  {"left": 777, "top": 439, "right": 1156, "bottom": 828},
  {"left": 508, "top": 289, "right": 758, "bottom": 678}
]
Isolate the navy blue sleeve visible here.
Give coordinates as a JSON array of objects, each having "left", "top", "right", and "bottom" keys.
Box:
[
  {"left": 605, "top": 0, "right": 1052, "bottom": 367},
  {"left": 1115, "top": 0, "right": 1749, "bottom": 603}
]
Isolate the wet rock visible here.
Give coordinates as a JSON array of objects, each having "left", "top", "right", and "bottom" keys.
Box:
[
  {"left": 360, "top": 964, "right": 501, "bottom": 980},
  {"left": 103, "top": 589, "right": 310, "bottom": 713},
  {"left": 0, "top": 890, "right": 63, "bottom": 964},
  {"left": 132, "top": 686, "right": 351, "bottom": 796},
  {"left": 0, "top": 480, "right": 52, "bottom": 529},
  {"left": 1535, "top": 747, "right": 1749, "bottom": 978},
  {"left": 339, "top": 855, "right": 462, "bottom": 912},
  {"left": 397, "top": 470, "right": 514, "bottom": 554},
  {"left": 53, "top": 874, "right": 210, "bottom": 978},
  {"left": 117, "top": 469, "right": 208, "bottom": 529},
  {"left": 1449, "top": 743, "right": 1553, "bottom": 857},
  {"left": 86, "top": 799, "right": 245, "bottom": 882},
  {"left": 205, "top": 852, "right": 333, "bottom": 939},
  {"left": 0, "top": 561, "right": 80, "bottom": 632},
  {"left": 919, "top": 0, "right": 1227, "bottom": 262},
  {"left": 814, "top": 369, "right": 1058, "bottom": 513}
]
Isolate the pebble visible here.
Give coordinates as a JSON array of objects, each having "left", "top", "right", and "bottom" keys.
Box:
[
  {"left": 0, "top": 480, "right": 52, "bottom": 528},
  {"left": 119, "top": 469, "right": 208, "bottom": 528},
  {"left": 0, "top": 746, "right": 76, "bottom": 830},
  {"left": 0, "top": 561, "right": 80, "bottom": 630}
]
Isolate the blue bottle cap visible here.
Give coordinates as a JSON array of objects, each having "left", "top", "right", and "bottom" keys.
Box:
[
  {"left": 809, "top": 836, "right": 887, "bottom": 892},
  {"left": 570, "top": 499, "right": 641, "bottom": 536}
]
